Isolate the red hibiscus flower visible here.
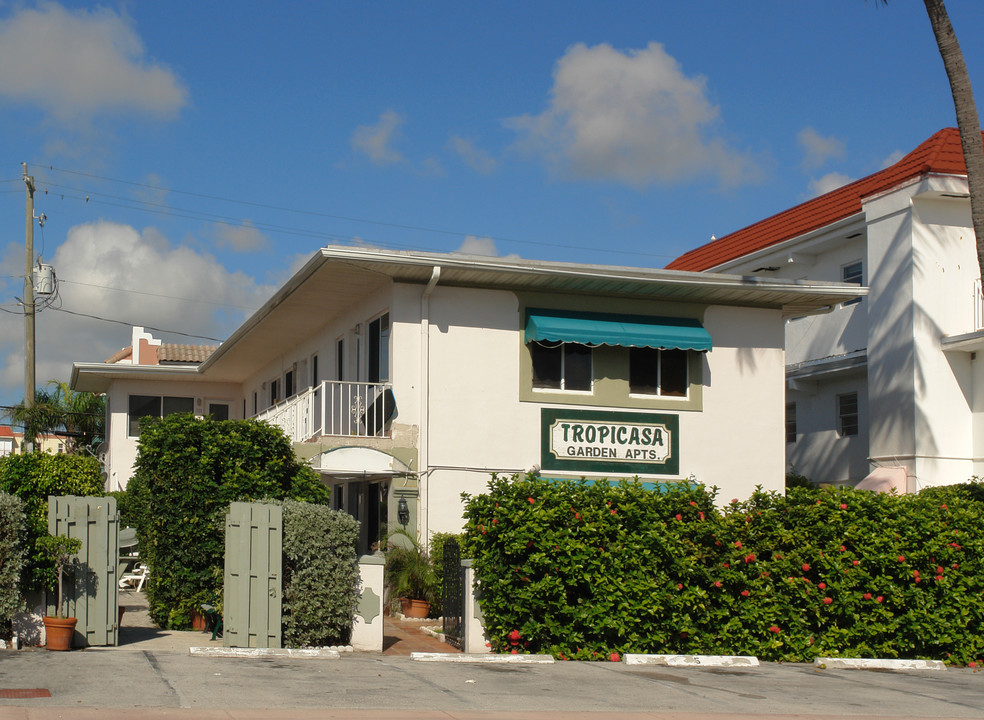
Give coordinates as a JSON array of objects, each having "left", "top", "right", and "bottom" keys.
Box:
[
  {"left": 802, "top": 564, "right": 810, "bottom": 573},
  {"left": 741, "top": 590, "right": 750, "bottom": 597},
  {"left": 769, "top": 625, "right": 781, "bottom": 634},
  {"left": 840, "top": 503, "right": 847, "bottom": 510},
  {"left": 818, "top": 582, "right": 826, "bottom": 589},
  {"left": 875, "top": 596, "right": 883, "bottom": 603},
  {"left": 744, "top": 554, "right": 755, "bottom": 563},
  {"left": 822, "top": 597, "right": 833, "bottom": 605},
  {"left": 509, "top": 629, "right": 521, "bottom": 641},
  {"left": 734, "top": 541, "right": 742, "bottom": 549},
  {"left": 864, "top": 593, "right": 872, "bottom": 600},
  {"left": 610, "top": 652, "right": 621, "bottom": 662},
  {"left": 714, "top": 581, "right": 722, "bottom": 588},
  {"left": 528, "top": 497, "right": 535, "bottom": 504}
]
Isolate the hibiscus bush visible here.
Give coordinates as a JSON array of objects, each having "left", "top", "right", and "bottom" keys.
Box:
[{"left": 462, "top": 474, "right": 984, "bottom": 665}]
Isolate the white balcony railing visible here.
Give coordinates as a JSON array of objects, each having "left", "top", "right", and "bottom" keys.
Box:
[{"left": 252, "top": 380, "right": 395, "bottom": 443}]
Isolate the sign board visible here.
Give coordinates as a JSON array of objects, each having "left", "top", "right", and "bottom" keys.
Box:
[{"left": 540, "top": 408, "right": 679, "bottom": 476}]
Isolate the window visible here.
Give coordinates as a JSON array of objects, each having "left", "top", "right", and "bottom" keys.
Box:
[
  {"left": 838, "top": 392, "right": 859, "bottom": 436},
  {"left": 842, "top": 261, "right": 863, "bottom": 305},
  {"left": 312, "top": 354, "right": 319, "bottom": 386},
  {"left": 128, "top": 395, "right": 194, "bottom": 437},
  {"left": 208, "top": 403, "right": 230, "bottom": 421},
  {"left": 786, "top": 402, "right": 797, "bottom": 443},
  {"left": 629, "top": 347, "right": 688, "bottom": 397},
  {"left": 270, "top": 378, "right": 280, "bottom": 406},
  {"left": 252, "top": 391, "right": 257, "bottom": 415},
  {"left": 336, "top": 338, "right": 344, "bottom": 381},
  {"left": 530, "top": 341, "right": 592, "bottom": 391},
  {"left": 368, "top": 313, "right": 390, "bottom": 383},
  {"left": 285, "top": 368, "right": 295, "bottom": 398}
]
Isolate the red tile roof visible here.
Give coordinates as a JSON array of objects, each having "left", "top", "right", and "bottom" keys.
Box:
[
  {"left": 158, "top": 343, "right": 217, "bottom": 364},
  {"left": 0, "top": 426, "right": 14, "bottom": 438},
  {"left": 667, "top": 128, "right": 973, "bottom": 271}
]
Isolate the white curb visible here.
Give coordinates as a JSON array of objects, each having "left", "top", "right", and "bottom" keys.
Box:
[
  {"left": 189, "top": 646, "right": 341, "bottom": 659},
  {"left": 410, "top": 652, "right": 555, "bottom": 664},
  {"left": 814, "top": 657, "right": 945, "bottom": 671},
  {"left": 623, "top": 654, "right": 759, "bottom": 667}
]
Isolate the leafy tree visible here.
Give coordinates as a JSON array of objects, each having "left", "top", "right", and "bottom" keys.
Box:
[
  {"left": 128, "top": 413, "right": 330, "bottom": 628},
  {"left": 4, "top": 381, "right": 104, "bottom": 454}
]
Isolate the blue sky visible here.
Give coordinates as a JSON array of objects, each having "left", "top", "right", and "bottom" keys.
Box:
[{"left": 1, "top": 0, "right": 983, "bottom": 408}]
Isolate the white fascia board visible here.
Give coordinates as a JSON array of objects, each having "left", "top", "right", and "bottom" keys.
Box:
[
  {"left": 708, "top": 214, "right": 867, "bottom": 275},
  {"left": 71, "top": 362, "right": 202, "bottom": 393}
]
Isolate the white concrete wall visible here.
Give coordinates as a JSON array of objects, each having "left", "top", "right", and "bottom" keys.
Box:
[
  {"left": 105, "top": 378, "right": 242, "bottom": 490},
  {"left": 786, "top": 370, "right": 869, "bottom": 485},
  {"left": 420, "top": 286, "right": 788, "bottom": 536}
]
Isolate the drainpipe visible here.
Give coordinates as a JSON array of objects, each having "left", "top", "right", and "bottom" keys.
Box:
[{"left": 419, "top": 266, "right": 441, "bottom": 550}]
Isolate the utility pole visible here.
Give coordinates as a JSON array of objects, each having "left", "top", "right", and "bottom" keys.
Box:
[{"left": 22, "top": 162, "right": 35, "bottom": 453}]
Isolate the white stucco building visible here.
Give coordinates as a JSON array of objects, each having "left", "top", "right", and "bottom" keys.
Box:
[
  {"left": 72, "top": 247, "right": 858, "bottom": 550},
  {"left": 669, "top": 128, "right": 983, "bottom": 492}
]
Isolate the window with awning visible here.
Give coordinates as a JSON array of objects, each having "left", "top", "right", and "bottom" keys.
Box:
[
  {"left": 525, "top": 310, "right": 711, "bottom": 399},
  {"left": 524, "top": 309, "right": 712, "bottom": 352}
]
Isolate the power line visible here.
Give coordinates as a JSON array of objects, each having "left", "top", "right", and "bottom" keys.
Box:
[
  {"left": 37, "top": 164, "right": 680, "bottom": 261},
  {"left": 59, "top": 278, "right": 255, "bottom": 310},
  {"left": 48, "top": 307, "right": 221, "bottom": 342}
]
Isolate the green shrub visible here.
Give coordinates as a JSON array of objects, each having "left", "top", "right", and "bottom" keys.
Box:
[
  {"left": 280, "top": 499, "right": 360, "bottom": 647},
  {"left": 129, "top": 414, "right": 330, "bottom": 628},
  {"left": 106, "top": 489, "right": 136, "bottom": 529},
  {"left": 0, "top": 452, "right": 102, "bottom": 591},
  {"left": 463, "top": 474, "right": 984, "bottom": 665},
  {"left": 0, "top": 492, "right": 28, "bottom": 621}
]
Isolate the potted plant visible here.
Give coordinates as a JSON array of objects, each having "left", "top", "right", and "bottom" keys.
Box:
[
  {"left": 385, "top": 530, "right": 438, "bottom": 619},
  {"left": 38, "top": 533, "right": 82, "bottom": 651}
]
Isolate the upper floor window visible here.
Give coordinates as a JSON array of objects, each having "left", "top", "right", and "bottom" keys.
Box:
[
  {"left": 270, "top": 378, "right": 280, "bottom": 406},
  {"left": 842, "top": 261, "right": 863, "bottom": 306},
  {"left": 285, "top": 368, "right": 296, "bottom": 398},
  {"left": 530, "top": 341, "right": 592, "bottom": 391},
  {"left": 838, "top": 392, "right": 859, "bottom": 436},
  {"left": 628, "top": 347, "right": 688, "bottom": 397},
  {"left": 128, "top": 395, "right": 194, "bottom": 437},
  {"left": 368, "top": 313, "right": 390, "bottom": 383}
]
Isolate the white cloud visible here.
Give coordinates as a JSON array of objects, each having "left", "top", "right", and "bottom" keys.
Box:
[
  {"left": 881, "top": 150, "right": 904, "bottom": 168},
  {"left": 506, "top": 42, "right": 759, "bottom": 188},
  {"left": 447, "top": 136, "right": 497, "bottom": 174},
  {"left": 798, "top": 127, "right": 846, "bottom": 170},
  {"left": 0, "top": 3, "right": 187, "bottom": 122},
  {"left": 808, "top": 172, "right": 854, "bottom": 197},
  {"left": 351, "top": 110, "right": 406, "bottom": 165},
  {"left": 0, "top": 221, "right": 273, "bottom": 403},
  {"left": 453, "top": 235, "right": 520, "bottom": 260},
  {"left": 213, "top": 221, "right": 270, "bottom": 253}
]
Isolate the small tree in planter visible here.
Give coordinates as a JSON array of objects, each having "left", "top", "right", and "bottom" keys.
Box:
[
  {"left": 385, "top": 530, "right": 438, "bottom": 619},
  {"left": 37, "top": 534, "right": 82, "bottom": 651}
]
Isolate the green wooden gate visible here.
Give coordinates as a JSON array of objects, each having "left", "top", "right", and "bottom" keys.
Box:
[
  {"left": 224, "top": 502, "right": 283, "bottom": 648},
  {"left": 48, "top": 495, "right": 119, "bottom": 647}
]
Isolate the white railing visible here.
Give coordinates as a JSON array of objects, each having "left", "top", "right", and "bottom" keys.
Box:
[{"left": 253, "top": 380, "right": 394, "bottom": 443}]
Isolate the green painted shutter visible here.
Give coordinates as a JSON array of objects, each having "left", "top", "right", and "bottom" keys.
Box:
[
  {"left": 48, "top": 495, "right": 119, "bottom": 647},
  {"left": 224, "top": 502, "right": 282, "bottom": 648}
]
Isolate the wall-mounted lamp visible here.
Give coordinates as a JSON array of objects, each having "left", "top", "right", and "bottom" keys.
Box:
[{"left": 398, "top": 497, "right": 410, "bottom": 526}]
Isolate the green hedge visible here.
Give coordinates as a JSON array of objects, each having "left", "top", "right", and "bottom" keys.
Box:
[
  {"left": 0, "top": 452, "right": 103, "bottom": 591},
  {"left": 0, "top": 492, "right": 28, "bottom": 621},
  {"left": 281, "top": 499, "right": 360, "bottom": 647},
  {"left": 462, "top": 474, "right": 984, "bottom": 665},
  {"left": 128, "top": 414, "right": 330, "bottom": 628}
]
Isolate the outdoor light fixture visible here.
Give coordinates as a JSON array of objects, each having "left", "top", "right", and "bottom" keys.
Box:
[{"left": 398, "top": 497, "right": 409, "bottom": 526}]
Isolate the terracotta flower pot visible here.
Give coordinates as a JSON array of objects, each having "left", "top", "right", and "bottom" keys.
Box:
[
  {"left": 43, "top": 616, "right": 77, "bottom": 651},
  {"left": 400, "top": 598, "right": 431, "bottom": 619},
  {"left": 191, "top": 610, "right": 206, "bottom": 631}
]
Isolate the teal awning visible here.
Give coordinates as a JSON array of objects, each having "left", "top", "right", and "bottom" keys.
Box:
[{"left": 525, "top": 309, "right": 712, "bottom": 351}]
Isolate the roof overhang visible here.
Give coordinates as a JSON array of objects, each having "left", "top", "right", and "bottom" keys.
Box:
[
  {"left": 196, "top": 246, "right": 866, "bottom": 382},
  {"left": 70, "top": 363, "right": 205, "bottom": 393},
  {"left": 786, "top": 349, "right": 868, "bottom": 383}
]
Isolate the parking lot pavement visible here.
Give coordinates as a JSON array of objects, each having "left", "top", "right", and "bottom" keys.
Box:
[{"left": 1, "top": 646, "right": 982, "bottom": 718}]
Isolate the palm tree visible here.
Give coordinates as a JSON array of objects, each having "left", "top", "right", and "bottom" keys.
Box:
[
  {"left": 919, "top": 0, "right": 984, "bottom": 281},
  {"left": 5, "top": 381, "right": 105, "bottom": 454}
]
